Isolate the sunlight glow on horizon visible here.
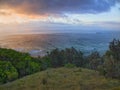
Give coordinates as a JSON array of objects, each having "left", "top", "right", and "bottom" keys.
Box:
[
  {"left": 0, "top": 0, "right": 120, "bottom": 31},
  {"left": 0, "top": 4, "right": 120, "bottom": 24}
]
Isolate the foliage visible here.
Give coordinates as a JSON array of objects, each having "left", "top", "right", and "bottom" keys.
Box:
[
  {"left": 41, "top": 56, "right": 52, "bottom": 70},
  {"left": 0, "top": 48, "right": 42, "bottom": 84},
  {"left": 64, "top": 63, "right": 76, "bottom": 68},
  {"left": 109, "top": 39, "right": 120, "bottom": 60},
  {"left": 0, "top": 39, "right": 120, "bottom": 85},
  {"left": 86, "top": 51, "right": 103, "bottom": 70},
  {"left": 47, "top": 47, "right": 84, "bottom": 67},
  {"left": 0, "top": 61, "right": 18, "bottom": 84},
  {"left": 99, "top": 39, "right": 120, "bottom": 79}
]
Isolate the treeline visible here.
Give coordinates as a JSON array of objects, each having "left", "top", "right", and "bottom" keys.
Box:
[
  {"left": 0, "top": 39, "right": 120, "bottom": 84},
  {"left": 0, "top": 48, "right": 41, "bottom": 84},
  {"left": 40, "top": 39, "right": 120, "bottom": 79}
]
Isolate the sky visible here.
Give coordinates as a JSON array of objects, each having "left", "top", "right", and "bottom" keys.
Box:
[{"left": 0, "top": 0, "right": 120, "bottom": 34}]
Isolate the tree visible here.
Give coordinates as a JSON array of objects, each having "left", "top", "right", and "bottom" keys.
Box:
[
  {"left": 87, "top": 51, "right": 102, "bottom": 70},
  {"left": 47, "top": 47, "right": 84, "bottom": 67},
  {"left": 64, "top": 47, "right": 84, "bottom": 67},
  {"left": 0, "top": 48, "right": 42, "bottom": 77},
  {"left": 100, "top": 39, "right": 120, "bottom": 79},
  {"left": 0, "top": 61, "right": 18, "bottom": 84},
  {"left": 16, "top": 58, "right": 41, "bottom": 77},
  {"left": 109, "top": 39, "right": 120, "bottom": 60},
  {"left": 41, "top": 56, "right": 52, "bottom": 70},
  {"left": 48, "top": 48, "right": 64, "bottom": 67}
]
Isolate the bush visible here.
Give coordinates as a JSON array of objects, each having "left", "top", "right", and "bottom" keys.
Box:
[
  {"left": 27, "top": 61, "right": 41, "bottom": 74},
  {"left": 0, "top": 61, "right": 18, "bottom": 84},
  {"left": 64, "top": 63, "right": 76, "bottom": 68},
  {"left": 0, "top": 48, "right": 42, "bottom": 77},
  {"left": 86, "top": 51, "right": 103, "bottom": 70},
  {"left": 99, "top": 39, "right": 120, "bottom": 79},
  {"left": 47, "top": 47, "right": 84, "bottom": 67},
  {"left": 41, "top": 56, "right": 52, "bottom": 70}
]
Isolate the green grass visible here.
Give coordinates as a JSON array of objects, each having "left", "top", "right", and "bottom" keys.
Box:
[{"left": 0, "top": 67, "right": 120, "bottom": 90}]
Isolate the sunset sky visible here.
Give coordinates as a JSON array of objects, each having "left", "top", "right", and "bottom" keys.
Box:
[{"left": 0, "top": 0, "right": 120, "bottom": 34}]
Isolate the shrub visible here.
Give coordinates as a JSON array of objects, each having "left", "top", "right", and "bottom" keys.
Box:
[
  {"left": 47, "top": 47, "right": 84, "bottom": 67},
  {"left": 99, "top": 39, "right": 120, "bottom": 79},
  {"left": 0, "top": 61, "right": 18, "bottom": 84},
  {"left": 0, "top": 48, "right": 42, "bottom": 77},
  {"left": 64, "top": 63, "right": 76, "bottom": 68},
  {"left": 41, "top": 56, "right": 52, "bottom": 70}
]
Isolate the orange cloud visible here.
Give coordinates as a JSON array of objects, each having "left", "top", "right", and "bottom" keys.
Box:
[{"left": 0, "top": 8, "right": 48, "bottom": 24}]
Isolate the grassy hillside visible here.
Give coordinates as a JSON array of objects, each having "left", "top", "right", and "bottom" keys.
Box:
[{"left": 0, "top": 67, "right": 119, "bottom": 90}]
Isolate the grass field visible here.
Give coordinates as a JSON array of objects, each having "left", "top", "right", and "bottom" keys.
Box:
[{"left": 0, "top": 67, "right": 120, "bottom": 90}]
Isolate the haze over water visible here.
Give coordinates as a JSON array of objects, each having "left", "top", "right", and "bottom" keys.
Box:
[
  {"left": 0, "top": 0, "right": 120, "bottom": 56},
  {"left": 0, "top": 30, "right": 120, "bottom": 56}
]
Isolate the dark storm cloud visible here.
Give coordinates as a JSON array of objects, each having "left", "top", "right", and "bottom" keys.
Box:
[{"left": 0, "top": 0, "right": 119, "bottom": 15}]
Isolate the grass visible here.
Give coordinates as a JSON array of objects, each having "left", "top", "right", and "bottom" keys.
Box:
[{"left": 0, "top": 67, "right": 120, "bottom": 90}]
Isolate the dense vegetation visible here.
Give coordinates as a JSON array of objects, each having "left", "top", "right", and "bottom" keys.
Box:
[
  {"left": 0, "top": 39, "right": 119, "bottom": 84},
  {"left": 41, "top": 39, "right": 120, "bottom": 79},
  {"left": 0, "top": 48, "right": 41, "bottom": 84}
]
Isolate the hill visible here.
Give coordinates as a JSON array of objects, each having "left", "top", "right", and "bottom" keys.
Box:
[{"left": 0, "top": 67, "right": 120, "bottom": 90}]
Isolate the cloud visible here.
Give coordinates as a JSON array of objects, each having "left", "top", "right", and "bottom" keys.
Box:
[
  {"left": 0, "top": 9, "right": 12, "bottom": 16},
  {"left": 0, "top": 0, "right": 119, "bottom": 16}
]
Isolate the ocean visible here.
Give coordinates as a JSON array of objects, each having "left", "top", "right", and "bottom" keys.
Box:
[{"left": 0, "top": 31, "right": 120, "bottom": 56}]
